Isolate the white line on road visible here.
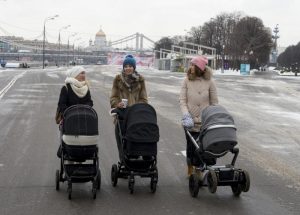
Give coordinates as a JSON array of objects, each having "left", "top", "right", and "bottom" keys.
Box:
[
  {"left": 0, "top": 71, "right": 27, "bottom": 100},
  {"left": 181, "top": 150, "right": 186, "bottom": 157}
]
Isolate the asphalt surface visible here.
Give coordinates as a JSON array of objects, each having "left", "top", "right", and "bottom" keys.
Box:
[{"left": 0, "top": 66, "right": 299, "bottom": 215}]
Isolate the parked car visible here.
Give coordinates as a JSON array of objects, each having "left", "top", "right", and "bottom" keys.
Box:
[
  {"left": 0, "top": 59, "right": 6, "bottom": 68},
  {"left": 4, "top": 62, "right": 30, "bottom": 68}
]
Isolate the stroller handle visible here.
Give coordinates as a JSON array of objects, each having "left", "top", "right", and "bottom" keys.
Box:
[
  {"left": 63, "top": 104, "right": 97, "bottom": 118},
  {"left": 185, "top": 129, "right": 200, "bottom": 150}
]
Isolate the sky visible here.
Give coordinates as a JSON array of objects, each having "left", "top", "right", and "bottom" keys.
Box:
[{"left": 0, "top": 0, "right": 299, "bottom": 48}]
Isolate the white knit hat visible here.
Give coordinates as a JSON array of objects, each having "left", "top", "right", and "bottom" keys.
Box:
[{"left": 67, "top": 66, "right": 86, "bottom": 78}]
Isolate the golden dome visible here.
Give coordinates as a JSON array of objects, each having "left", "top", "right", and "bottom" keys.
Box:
[{"left": 96, "top": 29, "right": 106, "bottom": 37}]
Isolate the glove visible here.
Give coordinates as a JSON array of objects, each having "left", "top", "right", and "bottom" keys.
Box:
[
  {"left": 182, "top": 113, "right": 194, "bottom": 129},
  {"left": 109, "top": 108, "right": 117, "bottom": 116}
]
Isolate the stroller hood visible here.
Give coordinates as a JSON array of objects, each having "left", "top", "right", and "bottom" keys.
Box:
[
  {"left": 124, "top": 103, "right": 159, "bottom": 142},
  {"left": 63, "top": 105, "right": 98, "bottom": 136},
  {"left": 201, "top": 105, "right": 235, "bottom": 132}
]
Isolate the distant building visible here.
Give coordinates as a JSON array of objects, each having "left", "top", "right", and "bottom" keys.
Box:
[
  {"left": 0, "top": 36, "right": 68, "bottom": 52},
  {"left": 86, "top": 28, "right": 112, "bottom": 52},
  {"left": 270, "top": 46, "right": 286, "bottom": 65}
]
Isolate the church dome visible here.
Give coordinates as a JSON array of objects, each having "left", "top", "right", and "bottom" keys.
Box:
[{"left": 96, "top": 29, "right": 106, "bottom": 37}]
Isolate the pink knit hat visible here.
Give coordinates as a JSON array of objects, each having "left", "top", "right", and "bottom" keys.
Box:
[{"left": 191, "top": 56, "right": 208, "bottom": 71}]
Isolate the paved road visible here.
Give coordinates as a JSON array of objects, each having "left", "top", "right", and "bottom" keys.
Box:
[{"left": 0, "top": 66, "right": 299, "bottom": 215}]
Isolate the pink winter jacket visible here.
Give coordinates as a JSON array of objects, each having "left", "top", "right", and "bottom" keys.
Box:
[{"left": 179, "top": 66, "right": 218, "bottom": 132}]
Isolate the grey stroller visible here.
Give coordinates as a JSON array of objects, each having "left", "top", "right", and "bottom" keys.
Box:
[{"left": 186, "top": 105, "right": 250, "bottom": 197}]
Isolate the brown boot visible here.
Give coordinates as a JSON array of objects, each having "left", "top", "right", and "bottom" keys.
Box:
[
  {"left": 187, "top": 165, "right": 194, "bottom": 177},
  {"left": 195, "top": 169, "right": 204, "bottom": 180}
]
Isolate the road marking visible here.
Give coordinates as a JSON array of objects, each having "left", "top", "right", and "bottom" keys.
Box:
[
  {"left": 0, "top": 71, "right": 26, "bottom": 100},
  {"left": 260, "top": 145, "right": 288, "bottom": 149},
  {"left": 0, "top": 164, "right": 4, "bottom": 167},
  {"left": 181, "top": 150, "right": 186, "bottom": 157}
]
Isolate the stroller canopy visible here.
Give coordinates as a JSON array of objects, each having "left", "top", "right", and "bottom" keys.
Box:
[
  {"left": 63, "top": 105, "right": 98, "bottom": 136},
  {"left": 201, "top": 105, "right": 235, "bottom": 132},
  {"left": 124, "top": 103, "right": 159, "bottom": 143}
]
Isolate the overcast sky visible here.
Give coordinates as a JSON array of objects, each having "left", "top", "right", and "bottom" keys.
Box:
[{"left": 0, "top": 0, "right": 298, "bottom": 48}]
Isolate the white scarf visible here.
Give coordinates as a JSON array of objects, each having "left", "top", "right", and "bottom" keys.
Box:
[{"left": 65, "top": 77, "right": 89, "bottom": 98}]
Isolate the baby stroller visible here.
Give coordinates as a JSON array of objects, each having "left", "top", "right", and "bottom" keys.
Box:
[
  {"left": 186, "top": 105, "right": 250, "bottom": 197},
  {"left": 111, "top": 103, "right": 159, "bottom": 194},
  {"left": 55, "top": 105, "right": 101, "bottom": 199}
]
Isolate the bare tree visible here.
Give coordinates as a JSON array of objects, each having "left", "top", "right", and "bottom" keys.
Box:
[
  {"left": 231, "top": 16, "right": 273, "bottom": 68},
  {"left": 278, "top": 42, "right": 300, "bottom": 72},
  {"left": 155, "top": 12, "right": 273, "bottom": 69},
  {"left": 154, "top": 37, "right": 174, "bottom": 58},
  {"left": 200, "top": 12, "right": 242, "bottom": 54},
  {"left": 188, "top": 26, "right": 203, "bottom": 44}
]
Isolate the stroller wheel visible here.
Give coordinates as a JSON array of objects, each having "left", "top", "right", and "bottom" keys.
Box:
[
  {"left": 128, "top": 176, "right": 135, "bottom": 194},
  {"left": 92, "top": 189, "right": 97, "bottom": 199},
  {"left": 55, "top": 170, "right": 60, "bottom": 191},
  {"left": 150, "top": 178, "right": 157, "bottom": 193},
  {"left": 96, "top": 169, "right": 101, "bottom": 190},
  {"left": 241, "top": 170, "right": 250, "bottom": 192},
  {"left": 207, "top": 170, "right": 218, "bottom": 194},
  {"left": 231, "top": 184, "right": 242, "bottom": 197},
  {"left": 111, "top": 164, "right": 118, "bottom": 187},
  {"left": 189, "top": 174, "right": 200, "bottom": 198},
  {"left": 67, "top": 183, "right": 72, "bottom": 200},
  {"left": 150, "top": 167, "right": 158, "bottom": 193},
  {"left": 92, "top": 185, "right": 97, "bottom": 199}
]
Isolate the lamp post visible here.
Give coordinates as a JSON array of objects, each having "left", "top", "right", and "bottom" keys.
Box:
[
  {"left": 209, "top": 18, "right": 215, "bottom": 47},
  {"left": 77, "top": 42, "right": 85, "bottom": 65},
  {"left": 221, "top": 44, "right": 225, "bottom": 73},
  {"left": 58, "top": 25, "right": 71, "bottom": 67},
  {"left": 72, "top": 37, "right": 81, "bottom": 65},
  {"left": 42, "top": 15, "right": 59, "bottom": 69},
  {"left": 67, "top": 33, "right": 77, "bottom": 66}
]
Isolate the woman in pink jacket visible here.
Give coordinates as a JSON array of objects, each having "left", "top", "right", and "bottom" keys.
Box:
[{"left": 179, "top": 56, "right": 218, "bottom": 176}]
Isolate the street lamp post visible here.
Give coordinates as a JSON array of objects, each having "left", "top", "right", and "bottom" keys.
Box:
[
  {"left": 67, "top": 33, "right": 77, "bottom": 66},
  {"left": 72, "top": 37, "right": 81, "bottom": 65},
  {"left": 77, "top": 42, "right": 85, "bottom": 65},
  {"left": 58, "top": 25, "right": 71, "bottom": 67},
  {"left": 42, "top": 15, "right": 59, "bottom": 69},
  {"left": 221, "top": 44, "right": 225, "bottom": 73}
]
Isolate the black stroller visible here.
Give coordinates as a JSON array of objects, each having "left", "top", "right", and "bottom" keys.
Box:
[
  {"left": 186, "top": 105, "right": 250, "bottom": 197},
  {"left": 55, "top": 105, "right": 101, "bottom": 199},
  {"left": 111, "top": 103, "right": 159, "bottom": 194}
]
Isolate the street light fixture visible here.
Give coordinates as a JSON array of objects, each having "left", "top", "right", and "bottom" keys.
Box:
[
  {"left": 58, "top": 25, "right": 71, "bottom": 66},
  {"left": 42, "top": 14, "right": 59, "bottom": 69}
]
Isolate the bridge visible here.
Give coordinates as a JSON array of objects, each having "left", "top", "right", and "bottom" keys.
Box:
[
  {"left": 110, "top": 32, "right": 155, "bottom": 51},
  {"left": 0, "top": 28, "right": 156, "bottom": 65},
  {"left": 1, "top": 26, "right": 216, "bottom": 70}
]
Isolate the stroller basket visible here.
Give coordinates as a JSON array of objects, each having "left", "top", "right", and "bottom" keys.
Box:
[
  {"left": 64, "top": 144, "right": 98, "bottom": 160},
  {"left": 65, "top": 164, "right": 97, "bottom": 177},
  {"left": 126, "top": 141, "right": 157, "bottom": 156}
]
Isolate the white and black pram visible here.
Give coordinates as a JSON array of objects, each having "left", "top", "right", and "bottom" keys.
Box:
[
  {"left": 55, "top": 105, "right": 101, "bottom": 199},
  {"left": 111, "top": 103, "right": 159, "bottom": 194},
  {"left": 186, "top": 105, "right": 250, "bottom": 197}
]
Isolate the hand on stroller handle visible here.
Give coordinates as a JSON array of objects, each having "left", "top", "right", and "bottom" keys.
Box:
[{"left": 110, "top": 108, "right": 126, "bottom": 117}]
